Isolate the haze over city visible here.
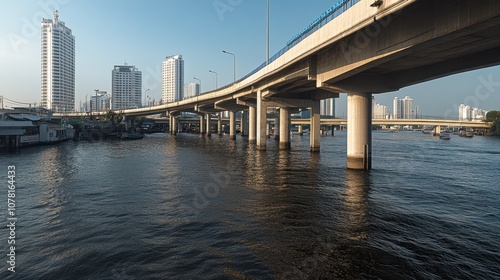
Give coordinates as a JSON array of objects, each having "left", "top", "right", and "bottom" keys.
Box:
[{"left": 1, "top": 0, "right": 499, "bottom": 116}]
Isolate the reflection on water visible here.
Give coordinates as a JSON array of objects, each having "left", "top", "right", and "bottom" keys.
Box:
[
  {"left": 345, "top": 170, "right": 371, "bottom": 242},
  {"left": 1, "top": 131, "right": 499, "bottom": 279}
]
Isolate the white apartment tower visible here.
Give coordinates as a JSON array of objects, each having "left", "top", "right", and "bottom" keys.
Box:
[
  {"left": 320, "top": 98, "right": 335, "bottom": 117},
  {"left": 111, "top": 65, "right": 142, "bottom": 110},
  {"left": 393, "top": 96, "right": 413, "bottom": 119},
  {"left": 184, "top": 82, "right": 200, "bottom": 99},
  {"left": 162, "top": 55, "right": 184, "bottom": 103},
  {"left": 41, "top": 10, "right": 75, "bottom": 113}
]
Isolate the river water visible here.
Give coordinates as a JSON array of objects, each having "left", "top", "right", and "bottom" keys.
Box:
[{"left": 1, "top": 131, "right": 499, "bottom": 279}]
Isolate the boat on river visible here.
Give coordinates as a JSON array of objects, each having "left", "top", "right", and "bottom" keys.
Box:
[
  {"left": 439, "top": 132, "right": 450, "bottom": 140},
  {"left": 120, "top": 132, "right": 144, "bottom": 140}
]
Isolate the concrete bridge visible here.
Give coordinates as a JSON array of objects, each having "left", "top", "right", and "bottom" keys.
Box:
[{"left": 59, "top": 0, "right": 500, "bottom": 169}]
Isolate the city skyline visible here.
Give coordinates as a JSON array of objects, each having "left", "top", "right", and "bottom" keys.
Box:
[{"left": 1, "top": 0, "right": 499, "bottom": 116}]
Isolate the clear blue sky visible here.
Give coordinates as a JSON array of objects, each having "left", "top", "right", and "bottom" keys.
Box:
[{"left": 1, "top": 0, "right": 499, "bottom": 117}]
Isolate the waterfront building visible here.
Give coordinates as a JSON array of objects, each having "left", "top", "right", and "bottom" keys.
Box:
[
  {"left": 89, "top": 91, "right": 110, "bottom": 112},
  {"left": 393, "top": 96, "right": 413, "bottom": 119},
  {"left": 320, "top": 98, "right": 335, "bottom": 117},
  {"left": 111, "top": 65, "right": 142, "bottom": 110},
  {"left": 40, "top": 10, "right": 75, "bottom": 113},
  {"left": 373, "top": 103, "right": 388, "bottom": 119},
  {"left": 459, "top": 104, "right": 488, "bottom": 121},
  {"left": 184, "top": 83, "right": 200, "bottom": 99},
  {"left": 162, "top": 55, "right": 184, "bottom": 103}
]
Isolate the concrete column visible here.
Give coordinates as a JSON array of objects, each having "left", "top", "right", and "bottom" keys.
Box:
[
  {"left": 434, "top": 125, "right": 441, "bottom": 136},
  {"left": 229, "top": 111, "right": 236, "bottom": 140},
  {"left": 256, "top": 90, "right": 268, "bottom": 150},
  {"left": 331, "top": 125, "right": 335, "bottom": 136},
  {"left": 241, "top": 111, "right": 248, "bottom": 136},
  {"left": 169, "top": 115, "right": 173, "bottom": 134},
  {"left": 310, "top": 101, "right": 321, "bottom": 152},
  {"left": 199, "top": 115, "right": 205, "bottom": 134},
  {"left": 266, "top": 123, "right": 270, "bottom": 138},
  {"left": 217, "top": 113, "right": 222, "bottom": 135},
  {"left": 274, "top": 114, "right": 280, "bottom": 140},
  {"left": 279, "top": 107, "right": 291, "bottom": 150},
  {"left": 249, "top": 106, "right": 256, "bottom": 143},
  {"left": 206, "top": 113, "right": 212, "bottom": 137},
  {"left": 347, "top": 93, "right": 372, "bottom": 170},
  {"left": 172, "top": 117, "right": 177, "bottom": 135},
  {"left": 298, "top": 124, "right": 303, "bottom": 135}
]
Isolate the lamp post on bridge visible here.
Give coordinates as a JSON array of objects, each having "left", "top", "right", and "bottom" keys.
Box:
[
  {"left": 144, "top": 88, "right": 150, "bottom": 107},
  {"left": 194, "top": 77, "right": 201, "bottom": 95},
  {"left": 208, "top": 70, "right": 218, "bottom": 89},
  {"left": 266, "top": 0, "right": 270, "bottom": 65},
  {"left": 222, "top": 50, "right": 236, "bottom": 83}
]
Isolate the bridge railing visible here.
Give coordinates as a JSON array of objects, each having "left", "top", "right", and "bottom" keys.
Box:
[{"left": 195, "top": 0, "right": 361, "bottom": 97}]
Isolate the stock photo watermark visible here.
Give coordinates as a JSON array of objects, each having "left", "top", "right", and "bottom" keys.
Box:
[
  {"left": 213, "top": 0, "right": 243, "bottom": 21},
  {"left": 8, "top": 0, "right": 70, "bottom": 53},
  {"left": 340, "top": 7, "right": 404, "bottom": 64},
  {"left": 443, "top": 73, "right": 500, "bottom": 118},
  {"left": 6, "top": 165, "right": 17, "bottom": 273}
]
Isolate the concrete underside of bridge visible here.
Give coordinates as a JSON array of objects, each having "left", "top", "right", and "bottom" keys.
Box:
[
  {"left": 316, "top": 0, "right": 500, "bottom": 93},
  {"left": 101, "top": 0, "right": 500, "bottom": 170}
]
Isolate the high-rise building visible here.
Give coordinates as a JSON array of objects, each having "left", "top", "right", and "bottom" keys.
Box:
[
  {"left": 184, "top": 83, "right": 200, "bottom": 99},
  {"left": 89, "top": 91, "right": 110, "bottom": 112},
  {"left": 320, "top": 98, "right": 335, "bottom": 117},
  {"left": 373, "top": 103, "right": 388, "bottom": 119},
  {"left": 41, "top": 10, "right": 75, "bottom": 113},
  {"left": 111, "top": 65, "right": 142, "bottom": 110},
  {"left": 393, "top": 96, "right": 413, "bottom": 119},
  {"left": 459, "top": 104, "right": 487, "bottom": 121},
  {"left": 162, "top": 55, "right": 184, "bottom": 103}
]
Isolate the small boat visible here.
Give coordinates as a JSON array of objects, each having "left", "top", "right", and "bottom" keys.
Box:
[
  {"left": 439, "top": 132, "right": 450, "bottom": 140},
  {"left": 120, "top": 132, "right": 144, "bottom": 140},
  {"left": 458, "top": 131, "right": 474, "bottom": 138}
]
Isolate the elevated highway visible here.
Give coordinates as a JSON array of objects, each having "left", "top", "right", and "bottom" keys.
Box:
[{"left": 58, "top": 0, "right": 500, "bottom": 169}]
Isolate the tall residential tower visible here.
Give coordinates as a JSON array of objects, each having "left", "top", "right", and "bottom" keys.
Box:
[
  {"left": 111, "top": 65, "right": 142, "bottom": 110},
  {"left": 162, "top": 55, "right": 184, "bottom": 103},
  {"left": 41, "top": 10, "right": 75, "bottom": 113},
  {"left": 393, "top": 96, "right": 414, "bottom": 119}
]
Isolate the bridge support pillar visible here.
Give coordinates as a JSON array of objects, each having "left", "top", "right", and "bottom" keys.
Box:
[
  {"left": 274, "top": 113, "right": 280, "bottom": 140},
  {"left": 241, "top": 111, "right": 248, "bottom": 136},
  {"left": 310, "top": 100, "right": 321, "bottom": 152},
  {"left": 347, "top": 93, "right": 372, "bottom": 170},
  {"left": 257, "top": 90, "right": 268, "bottom": 150},
  {"left": 169, "top": 115, "right": 173, "bottom": 134},
  {"left": 229, "top": 111, "right": 236, "bottom": 140},
  {"left": 266, "top": 123, "right": 270, "bottom": 138},
  {"left": 279, "top": 107, "right": 291, "bottom": 150},
  {"left": 199, "top": 115, "right": 205, "bottom": 134},
  {"left": 217, "top": 113, "right": 222, "bottom": 135},
  {"left": 249, "top": 106, "right": 256, "bottom": 143},
  {"left": 298, "top": 124, "right": 303, "bottom": 136},
  {"left": 206, "top": 113, "right": 212, "bottom": 137},
  {"left": 434, "top": 125, "right": 441, "bottom": 136},
  {"left": 172, "top": 116, "right": 177, "bottom": 135}
]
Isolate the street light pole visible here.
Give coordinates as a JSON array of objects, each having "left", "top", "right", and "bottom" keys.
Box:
[
  {"left": 266, "top": 0, "right": 270, "bottom": 65},
  {"left": 194, "top": 77, "right": 202, "bottom": 95},
  {"left": 222, "top": 50, "right": 236, "bottom": 83},
  {"left": 208, "top": 70, "right": 218, "bottom": 89},
  {"left": 144, "top": 88, "right": 150, "bottom": 107}
]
